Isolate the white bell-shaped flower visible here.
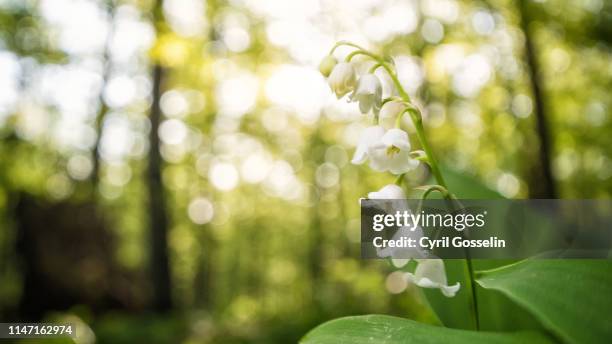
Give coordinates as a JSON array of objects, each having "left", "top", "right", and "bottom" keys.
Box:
[
  {"left": 351, "top": 125, "right": 385, "bottom": 165},
  {"left": 367, "top": 184, "right": 410, "bottom": 223},
  {"left": 350, "top": 74, "right": 382, "bottom": 114},
  {"left": 369, "top": 128, "right": 419, "bottom": 174},
  {"left": 367, "top": 184, "right": 427, "bottom": 267},
  {"left": 379, "top": 100, "right": 406, "bottom": 129},
  {"left": 378, "top": 226, "right": 428, "bottom": 268},
  {"left": 367, "top": 184, "right": 405, "bottom": 199},
  {"left": 327, "top": 62, "right": 356, "bottom": 98},
  {"left": 405, "top": 259, "right": 460, "bottom": 297}
]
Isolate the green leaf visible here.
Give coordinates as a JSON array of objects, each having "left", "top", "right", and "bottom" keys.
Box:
[
  {"left": 419, "top": 259, "right": 543, "bottom": 332},
  {"left": 436, "top": 167, "right": 504, "bottom": 199},
  {"left": 472, "top": 260, "right": 545, "bottom": 332},
  {"left": 476, "top": 260, "right": 612, "bottom": 344},
  {"left": 301, "top": 315, "right": 552, "bottom": 344}
]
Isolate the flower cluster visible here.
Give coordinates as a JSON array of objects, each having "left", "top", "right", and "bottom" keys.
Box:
[
  {"left": 319, "top": 55, "right": 420, "bottom": 175},
  {"left": 319, "top": 46, "right": 459, "bottom": 298}
]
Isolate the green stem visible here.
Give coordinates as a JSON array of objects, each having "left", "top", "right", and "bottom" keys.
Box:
[
  {"left": 418, "top": 185, "right": 452, "bottom": 243},
  {"left": 385, "top": 58, "right": 479, "bottom": 331},
  {"left": 417, "top": 184, "right": 448, "bottom": 215},
  {"left": 369, "top": 62, "right": 383, "bottom": 73},
  {"left": 381, "top": 63, "right": 411, "bottom": 101},
  {"left": 346, "top": 50, "right": 380, "bottom": 62},
  {"left": 463, "top": 246, "right": 480, "bottom": 330},
  {"left": 421, "top": 184, "right": 449, "bottom": 200},
  {"left": 329, "top": 41, "right": 368, "bottom": 55},
  {"left": 412, "top": 117, "right": 448, "bottom": 189}
]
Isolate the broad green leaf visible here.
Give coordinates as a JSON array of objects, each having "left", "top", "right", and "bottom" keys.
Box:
[
  {"left": 435, "top": 167, "right": 504, "bottom": 199},
  {"left": 472, "top": 260, "right": 544, "bottom": 332},
  {"left": 421, "top": 259, "right": 543, "bottom": 332},
  {"left": 301, "top": 315, "right": 552, "bottom": 344},
  {"left": 476, "top": 260, "right": 612, "bottom": 344}
]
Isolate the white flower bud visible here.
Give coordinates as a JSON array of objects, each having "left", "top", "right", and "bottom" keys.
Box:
[
  {"left": 350, "top": 74, "right": 382, "bottom": 114},
  {"left": 318, "top": 55, "right": 337, "bottom": 77},
  {"left": 327, "top": 62, "right": 356, "bottom": 98}
]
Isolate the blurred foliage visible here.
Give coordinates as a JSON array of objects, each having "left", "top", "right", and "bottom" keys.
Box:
[{"left": 0, "top": 0, "right": 610, "bottom": 343}]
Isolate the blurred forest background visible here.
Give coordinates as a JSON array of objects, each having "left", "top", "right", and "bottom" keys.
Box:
[{"left": 0, "top": 0, "right": 610, "bottom": 343}]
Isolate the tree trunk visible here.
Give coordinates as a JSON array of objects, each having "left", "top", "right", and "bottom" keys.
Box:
[
  {"left": 147, "top": 0, "right": 172, "bottom": 310},
  {"left": 89, "top": 0, "right": 116, "bottom": 189},
  {"left": 146, "top": 62, "right": 172, "bottom": 311},
  {"left": 307, "top": 128, "right": 325, "bottom": 287},
  {"left": 518, "top": 0, "right": 558, "bottom": 198}
]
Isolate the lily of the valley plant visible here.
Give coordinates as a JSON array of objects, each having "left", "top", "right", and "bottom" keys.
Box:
[{"left": 319, "top": 41, "right": 479, "bottom": 327}]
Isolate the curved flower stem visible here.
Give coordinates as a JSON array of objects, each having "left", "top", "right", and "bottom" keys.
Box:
[
  {"left": 417, "top": 185, "right": 456, "bottom": 227},
  {"left": 345, "top": 50, "right": 380, "bottom": 63},
  {"left": 416, "top": 184, "right": 449, "bottom": 215},
  {"left": 369, "top": 62, "right": 383, "bottom": 73},
  {"left": 421, "top": 184, "right": 450, "bottom": 200},
  {"left": 329, "top": 41, "right": 368, "bottom": 55}
]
